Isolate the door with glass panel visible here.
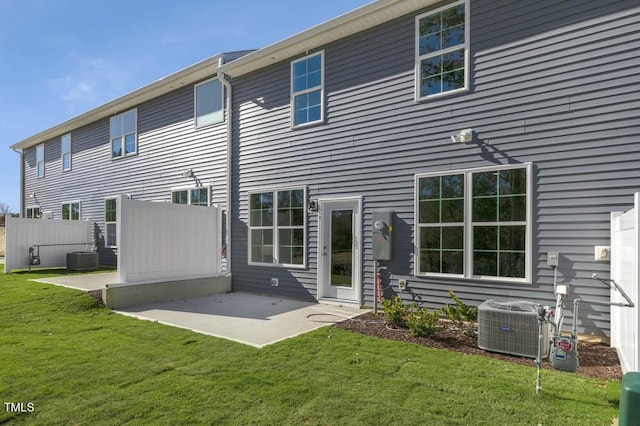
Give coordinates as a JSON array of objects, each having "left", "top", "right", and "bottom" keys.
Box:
[{"left": 319, "top": 199, "right": 361, "bottom": 304}]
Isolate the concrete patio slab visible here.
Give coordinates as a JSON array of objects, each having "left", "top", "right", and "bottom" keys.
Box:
[
  {"left": 31, "top": 272, "right": 119, "bottom": 291},
  {"left": 117, "top": 292, "right": 366, "bottom": 348},
  {"left": 31, "top": 272, "right": 366, "bottom": 348}
]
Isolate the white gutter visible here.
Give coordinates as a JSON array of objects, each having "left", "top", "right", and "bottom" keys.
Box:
[{"left": 218, "top": 64, "right": 233, "bottom": 274}]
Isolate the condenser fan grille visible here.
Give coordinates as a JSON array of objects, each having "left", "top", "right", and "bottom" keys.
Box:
[{"left": 477, "top": 300, "right": 548, "bottom": 358}]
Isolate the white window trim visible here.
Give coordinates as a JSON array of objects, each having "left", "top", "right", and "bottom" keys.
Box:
[
  {"left": 110, "top": 109, "right": 138, "bottom": 159},
  {"left": 170, "top": 185, "right": 211, "bottom": 206},
  {"left": 26, "top": 206, "right": 40, "bottom": 219},
  {"left": 248, "top": 186, "right": 308, "bottom": 269},
  {"left": 194, "top": 77, "right": 225, "bottom": 128},
  {"left": 36, "top": 143, "right": 45, "bottom": 178},
  {"left": 104, "top": 197, "right": 118, "bottom": 248},
  {"left": 61, "top": 133, "right": 72, "bottom": 172},
  {"left": 414, "top": 0, "right": 470, "bottom": 102},
  {"left": 61, "top": 201, "right": 81, "bottom": 221},
  {"left": 414, "top": 163, "right": 532, "bottom": 283},
  {"left": 290, "top": 51, "right": 325, "bottom": 129}
]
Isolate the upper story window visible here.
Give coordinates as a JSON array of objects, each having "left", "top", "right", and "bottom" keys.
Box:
[
  {"left": 36, "top": 144, "right": 44, "bottom": 178},
  {"left": 291, "top": 52, "right": 324, "bottom": 127},
  {"left": 62, "top": 201, "right": 81, "bottom": 220},
  {"left": 415, "top": 0, "right": 469, "bottom": 100},
  {"left": 195, "top": 78, "right": 224, "bottom": 127},
  {"left": 61, "top": 133, "right": 72, "bottom": 171},
  {"left": 415, "top": 163, "right": 530, "bottom": 282},
  {"left": 171, "top": 187, "right": 210, "bottom": 206},
  {"left": 110, "top": 109, "right": 137, "bottom": 158}
]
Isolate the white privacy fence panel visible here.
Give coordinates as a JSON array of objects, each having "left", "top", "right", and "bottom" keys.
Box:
[
  {"left": 117, "top": 196, "right": 222, "bottom": 284},
  {"left": 4, "top": 215, "right": 92, "bottom": 273},
  {"left": 610, "top": 192, "right": 640, "bottom": 373}
]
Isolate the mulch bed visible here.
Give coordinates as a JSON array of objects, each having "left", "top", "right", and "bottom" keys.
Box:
[{"left": 335, "top": 312, "right": 622, "bottom": 380}]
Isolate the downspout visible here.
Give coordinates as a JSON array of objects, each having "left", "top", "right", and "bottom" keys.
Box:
[{"left": 218, "top": 61, "right": 233, "bottom": 274}]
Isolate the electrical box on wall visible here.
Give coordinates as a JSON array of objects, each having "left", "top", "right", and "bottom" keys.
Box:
[
  {"left": 372, "top": 210, "right": 393, "bottom": 260},
  {"left": 594, "top": 246, "right": 610, "bottom": 261}
]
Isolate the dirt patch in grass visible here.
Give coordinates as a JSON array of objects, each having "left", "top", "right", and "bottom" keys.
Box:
[{"left": 335, "top": 312, "right": 622, "bottom": 380}]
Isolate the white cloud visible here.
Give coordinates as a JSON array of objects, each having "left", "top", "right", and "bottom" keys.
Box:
[{"left": 46, "top": 56, "right": 133, "bottom": 115}]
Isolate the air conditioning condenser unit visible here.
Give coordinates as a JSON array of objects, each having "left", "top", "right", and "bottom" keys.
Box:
[
  {"left": 66, "top": 252, "right": 99, "bottom": 271},
  {"left": 478, "top": 300, "right": 548, "bottom": 358}
]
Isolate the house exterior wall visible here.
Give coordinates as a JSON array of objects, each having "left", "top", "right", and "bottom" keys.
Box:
[
  {"left": 22, "top": 80, "right": 229, "bottom": 266},
  {"left": 230, "top": 0, "right": 640, "bottom": 337}
]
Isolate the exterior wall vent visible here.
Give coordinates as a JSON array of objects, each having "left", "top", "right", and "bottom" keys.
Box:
[{"left": 477, "top": 300, "right": 548, "bottom": 358}]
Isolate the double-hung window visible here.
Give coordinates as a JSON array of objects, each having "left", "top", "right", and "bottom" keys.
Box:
[
  {"left": 105, "top": 198, "right": 117, "bottom": 247},
  {"left": 61, "top": 133, "right": 72, "bottom": 171},
  {"left": 26, "top": 207, "right": 40, "bottom": 219},
  {"left": 62, "top": 201, "right": 81, "bottom": 220},
  {"left": 249, "top": 188, "right": 306, "bottom": 267},
  {"left": 36, "top": 144, "right": 44, "bottom": 178},
  {"left": 195, "top": 78, "right": 224, "bottom": 127},
  {"left": 415, "top": 0, "right": 469, "bottom": 100},
  {"left": 291, "top": 52, "right": 324, "bottom": 127},
  {"left": 110, "top": 109, "right": 137, "bottom": 158},
  {"left": 416, "top": 164, "right": 530, "bottom": 282},
  {"left": 171, "top": 187, "right": 210, "bottom": 206}
]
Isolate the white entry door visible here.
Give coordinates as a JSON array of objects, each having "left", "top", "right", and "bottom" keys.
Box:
[{"left": 318, "top": 198, "right": 361, "bottom": 305}]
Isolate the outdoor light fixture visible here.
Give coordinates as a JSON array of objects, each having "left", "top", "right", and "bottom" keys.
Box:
[
  {"left": 29, "top": 192, "right": 36, "bottom": 198},
  {"left": 180, "top": 169, "right": 194, "bottom": 178},
  {"left": 451, "top": 129, "right": 474, "bottom": 144},
  {"left": 308, "top": 199, "right": 318, "bottom": 214}
]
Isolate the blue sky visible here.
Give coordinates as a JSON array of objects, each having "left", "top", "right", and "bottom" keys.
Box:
[{"left": 0, "top": 0, "right": 371, "bottom": 212}]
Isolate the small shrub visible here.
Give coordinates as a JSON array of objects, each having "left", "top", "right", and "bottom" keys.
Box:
[
  {"left": 406, "top": 307, "right": 440, "bottom": 337},
  {"left": 382, "top": 296, "right": 410, "bottom": 327},
  {"left": 443, "top": 290, "right": 478, "bottom": 334}
]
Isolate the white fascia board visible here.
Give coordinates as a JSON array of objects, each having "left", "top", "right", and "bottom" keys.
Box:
[{"left": 218, "top": 0, "right": 439, "bottom": 78}]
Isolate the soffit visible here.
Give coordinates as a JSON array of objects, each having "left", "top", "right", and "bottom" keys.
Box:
[{"left": 218, "top": 0, "right": 439, "bottom": 78}]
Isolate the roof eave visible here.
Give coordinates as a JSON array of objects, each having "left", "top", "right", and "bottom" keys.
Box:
[
  {"left": 11, "top": 51, "right": 254, "bottom": 151},
  {"left": 218, "top": 0, "right": 438, "bottom": 78}
]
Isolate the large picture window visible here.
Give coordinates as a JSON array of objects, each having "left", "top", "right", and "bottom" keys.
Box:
[
  {"left": 195, "top": 78, "right": 224, "bottom": 127},
  {"left": 416, "top": 164, "right": 530, "bottom": 281},
  {"left": 415, "top": 0, "right": 469, "bottom": 100},
  {"left": 110, "top": 109, "right": 137, "bottom": 158},
  {"left": 249, "top": 188, "right": 306, "bottom": 267},
  {"left": 291, "top": 52, "right": 324, "bottom": 127}
]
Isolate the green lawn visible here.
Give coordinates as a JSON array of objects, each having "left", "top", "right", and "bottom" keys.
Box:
[{"left": 0, "top": 267, "right": 621, "bottom": 425}]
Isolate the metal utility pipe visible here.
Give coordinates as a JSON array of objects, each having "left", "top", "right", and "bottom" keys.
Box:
[
  {"left": 591, "top": 274, "right": 634, "bottom": 308},
  {"left": 373, "top": 259, "right": 378, "bottom": 314}
]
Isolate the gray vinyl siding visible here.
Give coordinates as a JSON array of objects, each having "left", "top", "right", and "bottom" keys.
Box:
[
  {"left": 230, "top": 0, "right": 640, "bottom": 336},
  {"left": 23, "top": 79, "right": 229, "bottom": 267}
]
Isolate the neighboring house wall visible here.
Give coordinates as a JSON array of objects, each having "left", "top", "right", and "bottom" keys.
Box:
[
  {"left": 23, "top": 80, "right": 229, "bottom": 266},
  {"left": 230, "top": 0, "right": 640, "bottom": 337}
]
